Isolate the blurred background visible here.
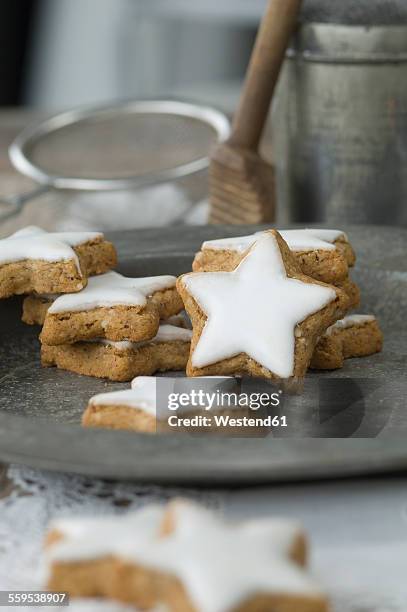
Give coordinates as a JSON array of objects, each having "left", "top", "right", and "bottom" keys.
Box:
[
  {"left": 1, "top": 0, "right": 407, "bottom": 234},
  {"left": 0, "top": 0, "right": 267, "bottom": 234},
  {"left": 6, "top": 0, "right": 263, "bottom": 111}
]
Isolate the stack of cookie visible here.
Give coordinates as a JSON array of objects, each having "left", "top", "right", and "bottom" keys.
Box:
[
  {"left": 180, "top": 228, "right": 382, "bottom": 383},
  {"left": 28, "top": 271, "right": 190, "bottom": 381},
  {"left": 44, "top": 498, "right": 330, "bottom": 611},
  {"left": 0, "top": 225, "right": 382, "bottom": 390},
  {"left": 0, "top": 226, "right": 191, "bottom": 381}
]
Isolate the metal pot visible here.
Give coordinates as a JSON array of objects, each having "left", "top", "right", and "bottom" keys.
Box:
[{"left": 273, "top": 22, "right": 407, "bottom": 225}]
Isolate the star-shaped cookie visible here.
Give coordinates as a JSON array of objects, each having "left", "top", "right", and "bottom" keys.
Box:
[
  {"left": 178, "top": 230, "right": 349, "bottom": 383},
  {"left": 42, "top": 323, "right": 192, "bottom": 381},
  {"left": 0, "top": 225, "right": 116, "bottom": 298},
  {"left": 82, "top": 374, "right": 248, "bottom": 431},
  {"left": 40, "top": 271, "right": 183, "bottom": 344},
  {"left": 193, "top": 227, "right": 355, "bottom": 284},
  {"left": 310, "top": 314, "right": 383, "bottom": 370},
  {"left": 46, "top": 504, "right": 164, "bottom": 609},
  {"left": 146, "top": 499, "right": 328, "bottom": 612},
  {"left": 45, "top": 499, "right": 328, "bottom": 612}
]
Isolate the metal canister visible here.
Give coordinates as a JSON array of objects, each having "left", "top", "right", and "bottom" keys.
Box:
[{"left": 272, "top": 6, "right": 407, "bottom": 225}]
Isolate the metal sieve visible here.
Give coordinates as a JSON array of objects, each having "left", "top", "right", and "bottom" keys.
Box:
[{"left": 1, "top": 99, "right": 230, "bottom": 223}]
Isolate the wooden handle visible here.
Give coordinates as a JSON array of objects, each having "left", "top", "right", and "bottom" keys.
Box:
[{"left": 229, "top": 0, "right": 301, "bottom": 151}]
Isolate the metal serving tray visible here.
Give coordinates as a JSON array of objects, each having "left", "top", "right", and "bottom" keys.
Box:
[{"left": 0, "top": 224, "right": 406, "bottom": 484}]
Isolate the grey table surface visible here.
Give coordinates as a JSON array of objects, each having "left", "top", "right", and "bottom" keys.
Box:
[{"left": 0, "top": 465, "right": 406, "bottom": 612}]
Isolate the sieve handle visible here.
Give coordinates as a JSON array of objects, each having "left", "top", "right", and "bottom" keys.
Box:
[
  {"left": 0, "top": 186, "right": 50, "bottom": 224},
  {"left": 229, "top": 0, "right": 301, "bottom": 151}
]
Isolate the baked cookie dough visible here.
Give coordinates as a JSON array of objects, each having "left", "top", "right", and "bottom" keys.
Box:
[
  {"left": 335, "top": 276, "right": 360, "bottom": 310},
  {"left": 46, "top": 499, "right": 328, "bottom": 612},
  {"left": 23, "top": 298, "right": 190, "bottom": 329},
  {"left": 193, "top": 228, "right": 355, "bottom": 284},
  {"left": 22, "top": 294, "right": 54, "bottom": 325},
  {"left": 41, "top": 323, "right": 192, "bottom": 381},
  {"left": 311, "top": 314, "right": 383, "bottom": 370},
  {"left": 178, "top": 230, "right": 349, "bottom": 385},
  {"left": 37, "top": 271, "right": 183, "bottom": 345},
  {"left": 46, "top": 505, "right": 164, "bottom": 608},
  {"left": 0, "top": 226, "right": 116, "bottom": 298},
  {"left": 82, "top": 376, "right": 159, "bottom": 432},
  {"left": 83, "top": 375, "right": 253, "bottom": 434}
]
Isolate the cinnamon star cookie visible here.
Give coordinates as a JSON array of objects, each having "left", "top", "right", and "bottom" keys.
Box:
[
  {"left": 193, "top": 227, "right": 355, "bottom": 284},
  {"left": 41, "top": 323, "right": 192, "bottom": 381},
  {"left": 178, "top": 230, "right": 349, "bottom": 385},
  {"left": 45, "top": 499, "right": 328, "bottom": 611},
  {"left": 39, "top": 271, "right": 183, "bottom": 344},
  {"left": 311, "top": 314, "right": 383, "bottom": 370},
  {"left": 0, "top": 225, "right": 116, "bottom": 297}
]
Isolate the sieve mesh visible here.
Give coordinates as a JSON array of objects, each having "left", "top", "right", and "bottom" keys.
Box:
[{"left": 26, "top": 112, "right": 218, "bottom": 180}]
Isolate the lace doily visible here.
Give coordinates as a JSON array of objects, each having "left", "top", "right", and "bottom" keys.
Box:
[
  {"left": 0, "top": 464, "right": 405, "bottom": 612},
  {"left": 0, "top": 464, "right": 220, "bottom": 611}
]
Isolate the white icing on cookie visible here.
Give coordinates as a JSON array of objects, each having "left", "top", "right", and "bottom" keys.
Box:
[
  {"left": 201, "top": 228, "right": 346, "bottom": 254},
  {"left": 48, "top": 271, "right": 176, "bottom": 313},
  {"left": 128, "top": 500, "right": 324, "bottom": 610},
  {"left": 165, "top": 499, "right": 304, "bottom": 559},
  {"left": 47, "top": 499, "right": 323, "bottom": 610},
  {"left": 185, "top": 233, "right": 337, "bottom": 377},
  {"left": 279, "top": 228, "right": 346, "bottom": 252},
  {"left": 48, "top": 504, "right": 164, "bottom": 562},
  {"left": 0, "top": 225, "right": 103, "bottom": 269},
  {"left": 87, "top": 324, "right": 192, "bottom": 351},
  {"left": 90, "top": 376, "right": 157, "bottom": 415},
  {"left": 90, "top": 372, "right": 236, "bottom": 416},
  {"left": 152, "top": 324, "right": 192, "bottom": 343},
  {"left": 202, "top": 234, "right": 257, "bottom": 253},
  {"left": 325, "top": 314, "right": 375, "bottom": 336}
]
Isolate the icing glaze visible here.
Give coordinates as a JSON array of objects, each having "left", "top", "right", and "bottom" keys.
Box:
[
  {"left": 48, "top": 271, "right": 176, "bottom": 313},
  {"left": 48, "top": 504, "right": 164, "bottom": 562},
  {"left": 201, "top": 228, "right": 346, "bottom": 254},
  {"left": 326, "top": 314, "right": 375, "bottom": 336},
  {"left": 90, "top": 373, "right": 238, "bottom": 416},
  {"left": 150, "top": 324, "right": 192, "bottom": 343},
  {"left": 202, "top": 234, "right": 257, "bottom": 253},
  {"left": 87, "top": 324, "right": 192, "bottom": 352},
  {"left": 90, "top": 376, "right": 157, "bottom": 415},
  {"left": 185, "top": 233, "right": 337, "bottom": 377},
  {"left": 48, "top": 500, "right": 323, "bottom": 610},
  {"left": 126, "top": 500, "right": 323, "bottom": 610},
  {"left": 0, "top": 225, "right": 103, "bottom": 269},
  {"left": 279, "top": 228, "right": 345, "bottom": 252},
  {"left": 165, "top": 500, "right": 303, "bottom": 560}
]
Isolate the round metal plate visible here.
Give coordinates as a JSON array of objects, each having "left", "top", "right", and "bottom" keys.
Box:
[{"left": 0, "top": 224, "right": 406, "bottom": 484}]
